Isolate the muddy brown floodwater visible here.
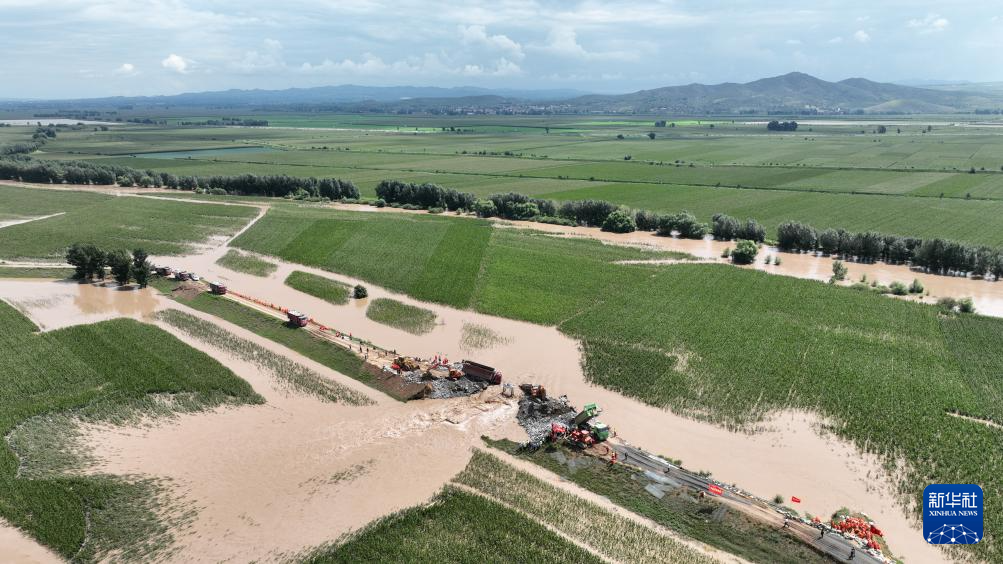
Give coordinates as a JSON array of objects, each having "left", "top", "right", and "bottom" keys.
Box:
[
  {"left": 0, "top": 279, "right": 159, "bottom": 330},
  {"left": 0, "top": 195, "right": 951, "bottom": 562},
  {"left": 149, "top": 215, "right": 945, "bottom": 561}
]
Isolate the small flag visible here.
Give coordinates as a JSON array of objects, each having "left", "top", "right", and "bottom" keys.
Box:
[{"left": 791, "top": 496, "right": 801, "bottom": 503}]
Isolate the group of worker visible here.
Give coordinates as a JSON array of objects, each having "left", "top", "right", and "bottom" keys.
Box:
[{"left": 782, "top": 518, "right": 857, "bottom": 560}]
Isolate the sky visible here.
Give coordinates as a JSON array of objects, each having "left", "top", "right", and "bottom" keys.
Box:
[{"left": 0, "top": 0, "right": 999, "bottom": 99}]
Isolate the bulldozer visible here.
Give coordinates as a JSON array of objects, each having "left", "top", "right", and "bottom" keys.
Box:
[{"left": 394, "top": 356, "right": 420, "bottom": 372}]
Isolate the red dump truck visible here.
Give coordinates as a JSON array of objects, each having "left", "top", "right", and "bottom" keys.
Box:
[
  {"left": 209, "top": 282, "right": 227, "bottom": 295},
  {"left": 286, "top": 310, "right": 309, "bottom": 327},
  {"left": 461, "top": 360, "right": 502, "bottom": 385}
]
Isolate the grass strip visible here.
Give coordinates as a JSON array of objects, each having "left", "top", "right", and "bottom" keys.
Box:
[
  {"left": 301, "top": 486, "right": 603, "bottom": 563},
  {"left": 284, "top": 270, "right": 351, "bottom": 305},
  {"left": 453, "top": 449, "right": 717, "bottom": 564},
  {"left": 151, "top": 281, "right": 384, "bottom": 396},
  {"left": 156, "top": 309, "right": 373, "bottom": 406},
  {"left": 0, "top": 266, "right": 74, "bottom": 278},
  {"left": 215, "top": 249, "right": 277, "bottom": 277},
  {"left": 483, "top": 438, "right": 829, "bottom": 564},
  {"left": 365, "top": 298, "right": 437, "bottom": 335}
]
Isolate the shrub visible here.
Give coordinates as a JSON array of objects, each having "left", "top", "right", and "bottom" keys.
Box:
[
  {"left": 601, "top": 209, "right": 637, "bottom": 233},
  {"left": 657, "top": 211, "right": 707, "bottom": 239},
  {"left": 632, "top": 209, "right": 660, "bottom": 231},
  {"left": 730, "top": 240, "right": 758, "bottom": 265},
  {"left": 830, "top": 260, "right": 848, "bottom": 283},
  {"left": 889, "top": 281, "right": 908, "bottom": 296},
  {"left": 374, "top": 198, "right": 386, "bottom": 208},
  {"left": 473, "top": 199, "right": 497, "bottom": 218},
  {"left": 909, "top": 279, "right": 924, "bottom": 294},
  {"left": 353, "top": 284, "right": 368, "bottom": 299},
  {"left": 721, "top": 247, "right": 731, "bottom": 259}
]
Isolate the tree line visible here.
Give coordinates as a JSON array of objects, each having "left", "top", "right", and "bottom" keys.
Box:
[
  {"left": 766, "top": 120, "right": 798, "bottom": 131},
  {"left": 66, "top": 245, "right": 152, "bottom": 287},
  {"left": 374, "top": 179, "right": 1003, "bottom": 279},
  {"left": 778, "top": 221, "right": 1003, "bottom": 278},
  {"left": 0, "top": 157, "right": 358, "bottom": 199}
]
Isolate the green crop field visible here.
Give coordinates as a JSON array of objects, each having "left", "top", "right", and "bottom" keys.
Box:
[
  {"left": 0, "top": 184, "right": 257, "bottom": 260},
  {"left": 365, "top": 298, "right": 437, "bottom": 335},
  {"left": 153, "top": 282, "right": 383, "bottom": 394},
  {"left": 484, "top": 438, "right": 826, "bottom": 564},
  {"left": 13, "top": 114, "right": 1003, "bottom": 249},
  {"left": 0, "top": 300, "right": 261, "bottom": 559},
  {"left": 454, "top": 450, "right": 715, "bottom": 563},
  {"left": 233, "top": 207, "right": 1003, "bottom": 561},
  {"left": 302, "top": 486, "right": 603, "bottom": 563},
  {"left": 216, "top": 249, "right": 277, "bottom": 277},
  {"left": 284, "top": 270, "right": 351, "bottom": 305}
]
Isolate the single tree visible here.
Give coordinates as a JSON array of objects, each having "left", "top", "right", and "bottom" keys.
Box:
[
  {"left": 730, "top": 239, "right": 759, "bottom": 265},
  {"left": 107, "top": 250, "right": 132, "bottom": 286},
  {"left": 601, "top": 209, "right": 637, "bottom": 233},
  {"left": 647, "top": 132, "right": 656, "bottom": 140},
  {"left": 353, "top": 285, "right": 368, "bottom": 299},
  {"left": 830, "top": 260, "right": 848, "bottom": 283},
  {"left": 132, "top": 248, "right": 148, "bottom": 270},
  {"left": 133, "top": 260, "right": 151, "bottom": 288}
]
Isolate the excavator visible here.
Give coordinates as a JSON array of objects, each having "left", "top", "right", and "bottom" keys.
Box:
[{"left": 549, "top": 403, "right": 611, "bottom": 449}]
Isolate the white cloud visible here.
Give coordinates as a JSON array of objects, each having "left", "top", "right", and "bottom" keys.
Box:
[
  {"left": 828, "top": 36, "right": 844, "bottom": 44},
  {"left": 853, "top": 30, "right": 870, "bottom": 43},
  {"left": 533, "top": 26, "right": 637, "bottom": 61},
  {"left": 907, "top": 14, "right": 949, "bottom": 34},
  {"left": 459, "top": 25, "right": 524, "bottom": 60},
  {"left": 114, "top": 63, "right": 136, "bottom": 75},
  {"left": 785, "top": 39, "right": 802, "bottom": 45},
  {"left": 298, "top": 52, "right": 520, "bottom": 78},
  {"left": 232, "top": 39, "right": 285, "bottom": 73},
  {"left": 161, "top": 53, "right": 190, "bottom": 73}
]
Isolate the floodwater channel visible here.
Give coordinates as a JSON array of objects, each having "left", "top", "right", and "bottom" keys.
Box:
[{"left": 0, "top": 194, "right": 953, "bottom": 562}]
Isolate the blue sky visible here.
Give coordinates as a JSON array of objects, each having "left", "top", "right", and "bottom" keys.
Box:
[{"left": 0, "top": 0, "right": 998, "bottom": 99}]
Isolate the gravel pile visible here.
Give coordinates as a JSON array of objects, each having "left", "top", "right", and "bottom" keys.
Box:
[
  {"left": 425, "top": 376, "right": 489, "bottom": 399},
  {"left": 517, "top": 395, "right": 576, "bottom": 446}
]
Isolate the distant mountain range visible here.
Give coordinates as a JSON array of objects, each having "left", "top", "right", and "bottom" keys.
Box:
[
  {"left": 6, "top": 85, "right": 588, "bottom": 108},
  {"left": 564, "top": 72, "right": 1003, "bottom": 114},
  {"left": 4, "top": 73, "right": 1000, "bottom": 114}
]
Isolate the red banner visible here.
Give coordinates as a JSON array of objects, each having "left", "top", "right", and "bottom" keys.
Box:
[
  {"left": 708, "top": 484, "right": 723, "bottom": 496},
  {"left": 791, "top": 496, "right": 801, "bottom": 503}
]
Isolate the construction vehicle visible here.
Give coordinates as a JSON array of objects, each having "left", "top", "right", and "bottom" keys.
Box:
[
  {"left": 176, "top": 271, "right": 191, "bottom": 282},
  {"left": 394, "top": 356, "right": 420, "bottom": 372},
  {"left": 286, "top": 310, "right": 309, "bottom": 327},
  {"left": 461, "top": 360, "right": 502, "bottom": 385},
  {"left": 155, "top": 266, "right": 173, "bottom": 277},
  {"left": 209, "top": 282, "right": 227, "bottom": 295},
  {"left": 519, "top": 383, "right": 547, "bottom": 399},
  {"left": 573, "top": 403, "right": 602, "bottom": 426},
  {"left": 549, "top": 402, "right": 611, "bottom": 448}
]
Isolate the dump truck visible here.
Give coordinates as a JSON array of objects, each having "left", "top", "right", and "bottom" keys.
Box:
[
  {"left": 209, "top": 282, "right": 227, "bottom": 295},
  {"left": 461, "top": 360, "right": 502, "bottom": 385},
  {"left": 155, "top": 266, "right": 173, "bottom": 276},
  {"left": 286, "top": 310, "right": 309, "bottom": 327},
  {"left": 549, "top": 403, "right": 611, "bottom": 448},
  {"left": 176, "top": 271, "right": 191, "bottom": 282},
  {"left": 573, "top": 403, "right": 602, "bottom": 426}
]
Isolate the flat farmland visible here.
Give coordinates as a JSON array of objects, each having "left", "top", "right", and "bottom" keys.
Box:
[
  {"left": 232, "top": 206, "right": 1003, "bottom": 561},
  {"left": 0, "top": 184, "right": 257, "bottom": 259}
]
